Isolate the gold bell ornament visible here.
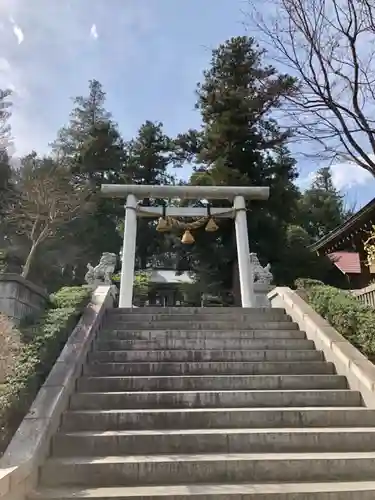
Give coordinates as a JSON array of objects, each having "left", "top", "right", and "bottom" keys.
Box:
[
  {"left": 181, "top": 229, "right": 195, "bottom": 244},
  {"left": 156, "top": 205, "right": 170, "bottom": 232},
  {"left": 205, "top": 204, "right": 219, "bottom": 232},
  {"left": 156, "top": 217, "right": 169, "bottom": 232},
  {"left": 205, "top": 217, "right": 219, "bottom": 232}
]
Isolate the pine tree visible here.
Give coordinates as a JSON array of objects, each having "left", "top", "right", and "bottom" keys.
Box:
[
  {"left": 184, "top": 36, "right": 299, "bottom": 294},
  {"left": 297, "top": 167, "right": 349, "bottom": 240},
  {"left": 0, "top": 89, "right": 13, "bottom": 269},
  {"left": 127, "top": 121, "right": 177, "bottom": 269},
  {"left": 0, "top": 151, "right": 11, "bottom": 219},
  {"left": 0, "top": 88, "right": 12, "bottom": 214},
  {"left": 129, "top": 121, "right": 175, "bottom": 186}
]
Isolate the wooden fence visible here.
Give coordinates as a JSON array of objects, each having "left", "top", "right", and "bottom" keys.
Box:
[{"left": 352, "top": 283, "right": 375, "bottom": 307}]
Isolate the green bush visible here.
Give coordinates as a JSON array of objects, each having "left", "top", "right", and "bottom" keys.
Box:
[
  {"left": 134, "top": 272, "right": 151, "bottom": 300},
  {"left": 294, "top": 278, "right": 324, "bottom": 290},
  {"left": 51, "top": 286, "right": 91, "bottom": 309},
  {"left": 112, "top": 271, "right": 151, "bottom": 304},
  {"left": 298, "top": 281, "right": 375, "bottom": 358},
  {"left": 0, "top": 285, "right": 91, "bottom": 453},
  {"left": 0, "top": 250, "right": 7, "bottom": 274}
]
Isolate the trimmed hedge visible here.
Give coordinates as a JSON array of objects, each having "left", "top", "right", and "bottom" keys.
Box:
[
  {"left": 296, "top": 280, "right": 375, "bottom": 359},
  {"left": 0, "top": 285, "right": 91, "bottom": 453}
]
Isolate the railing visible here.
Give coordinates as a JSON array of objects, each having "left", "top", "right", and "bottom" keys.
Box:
[{"left": 352, "top": 283, "right": 375, "bottom": 307}]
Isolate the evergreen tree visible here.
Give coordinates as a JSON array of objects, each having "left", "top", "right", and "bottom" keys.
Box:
[
  {"left": 275, "top": 225, "right": 334, "bottom": 286},
  {"left": 0, "top": 88, "right": 12, "bottom": 216},
  {"left": 184, "top": 36, "right": 299, "bottom": 295},
  {"left": 0, "top": 151, "right": 11, "bottom": 220},
  {"left": 129, "top": 121, "right": 175, "bottom": 186},
  {"left": 54, "top": 79, "right": 126, "bottom": 184},
  {"left": 0, "top": 89, "right": 13, "bottom": 270},
  {"left": 52, "top": 80, "right": 125, "bottom": 277},
  {"left": 126, "top": 121, "right": 177, "bottom": 269},
  {"left": 297, "top": 167, "right": 349, "bottom": 241}
]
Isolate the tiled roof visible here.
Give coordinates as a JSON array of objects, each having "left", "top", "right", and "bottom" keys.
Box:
[{"left": 328, "top": 252, "right": 361, "bottom": 274}]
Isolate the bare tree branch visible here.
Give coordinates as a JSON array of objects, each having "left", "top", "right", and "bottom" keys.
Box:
[
  {"left": 246, "top": 0, "right": 375, "bottom": 175},
  {"left": 5, "top": 154, "right": 93, "bottom": 278}
]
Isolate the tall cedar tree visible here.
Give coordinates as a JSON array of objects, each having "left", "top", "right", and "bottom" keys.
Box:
[
  {"left": 188, "top": 36, "right": 299, "bottom": 294},
  {"left": 0, "top": 88, "right": 13, "bottom": 274},
  {"left": 0, "top": 89, "right": 12, "bottom": 219},
  {"left": 126, "top": 120, "right": 177, "bottom": 269},
  {"left": 297, "top": 167, "right": 349, "bottom": 241},
  {"left": 53, "top": 80, "right": 125, "bottom": 276}
]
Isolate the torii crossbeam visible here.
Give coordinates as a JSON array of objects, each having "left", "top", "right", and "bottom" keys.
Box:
[{"left": 101, "top": 184, "right": 270, "bottom": 308}]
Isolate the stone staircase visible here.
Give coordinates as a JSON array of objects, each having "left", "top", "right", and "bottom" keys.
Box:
[{"left": 31, "top": 307, "right": 375, "bottom": 499}]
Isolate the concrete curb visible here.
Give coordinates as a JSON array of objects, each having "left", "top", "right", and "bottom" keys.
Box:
[
  {"left": 0, "top": 285, "right": 115, "bottom": 500},
  {"left": 268, "top": 287, "right": 375, "bottom": 407}
]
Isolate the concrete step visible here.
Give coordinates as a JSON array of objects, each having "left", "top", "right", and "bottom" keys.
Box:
[
  {"left": 52, "top": 427, "right": 375, "bottom": 457},
  {"left": 112, "top": 306, "right": 285, "bottom": 311},
  {"left": 29, "top": 482, "right": 375, "bottom": 499},
  {"left": 100, "top": 329, "right": 307, "bottom": 341},
  {"left": 69, "top": 390, "right": 362, "bottom": 410},
  {"left": 95, "top": 338, "right": 313, "bottom": 351},
  {"left": 77, "top": 374, "right": 347, "bottom": 392},
  {"left": 61, "top": 407, "right": 375, "bottom": 432},
  {"left": 84, "top": 360, "right": 335, "bottom": 376},
  {"left": 110, "top": 307, "right": 286, "bottom": 315},
  {"left": 104, "top": 321, "right": 298, "bottom": 331},
  {"left": 88, "top": 349, "right": 323, "bottom": 364},
  {"left": 109, "top": 310, "right": 290, "bottom": 321},
  {"left": 40, "top": 452, "right": 375, "bottom": 486}
]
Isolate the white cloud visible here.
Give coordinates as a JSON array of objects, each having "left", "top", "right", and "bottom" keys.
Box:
[
  {"left": 9, "top": 16, "right": 24, "bottom": 44},
  {"left": 331, "top": 159, "right": 373, "bottom": 190},
  {"left": 90, "top": 23, "right": 98, "bottom": 40},
  {"left": 12, "top": 23, "right": 23, "bottom": 44},
  {"left": 298, "top": 157, "right": 374, "bottom": 192}
]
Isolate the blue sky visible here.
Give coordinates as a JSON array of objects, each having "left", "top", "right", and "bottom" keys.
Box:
[{"left": 1, "top": 0, "right": 374, "bottom": 210}]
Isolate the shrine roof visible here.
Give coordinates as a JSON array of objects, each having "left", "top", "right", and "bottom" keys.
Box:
[{"left": 310, "top": 197, "right": 375, "bottom": 254}]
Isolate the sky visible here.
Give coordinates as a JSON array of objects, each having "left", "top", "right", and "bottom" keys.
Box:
[{"left": 0, "top": 0, "right": 374, "bottom": 210}]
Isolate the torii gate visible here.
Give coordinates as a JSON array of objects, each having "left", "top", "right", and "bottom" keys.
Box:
[{"left": 101, "top": 184, "right": 270, "bottom": 308}]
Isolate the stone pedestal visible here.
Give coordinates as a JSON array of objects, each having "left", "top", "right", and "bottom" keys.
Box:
[
  {"left": 0, "top": 274, "right": 50, "bottom": 322},
  {"left": 254, "top": 283, "right": 272, "bottom": 307}
]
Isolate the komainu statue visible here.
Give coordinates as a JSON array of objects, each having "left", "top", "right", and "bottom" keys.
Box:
[
  {"left": 250, "top": 252, "right": 273, "bottom": 285},
  {"left": 85, "top": 252, "right": 117, "bottom": 288}
]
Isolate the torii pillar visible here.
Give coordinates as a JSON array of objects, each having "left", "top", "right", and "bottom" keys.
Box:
[{"left": 101, "top": 184, "right": 270, "bottom": 308}]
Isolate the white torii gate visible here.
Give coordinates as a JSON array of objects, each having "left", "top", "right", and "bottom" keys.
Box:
[{"left": 101, "top": 184, "right": 270, "bottom": 308}]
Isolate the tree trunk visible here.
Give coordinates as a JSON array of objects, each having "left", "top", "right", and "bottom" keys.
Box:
[{"left": 21, "top": 242, "right": 39, "bottom": 280}]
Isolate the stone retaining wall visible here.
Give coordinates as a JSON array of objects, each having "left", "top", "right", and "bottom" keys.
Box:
[{"left": 0, "top": 274, "right": 50, "bottom": 323}]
